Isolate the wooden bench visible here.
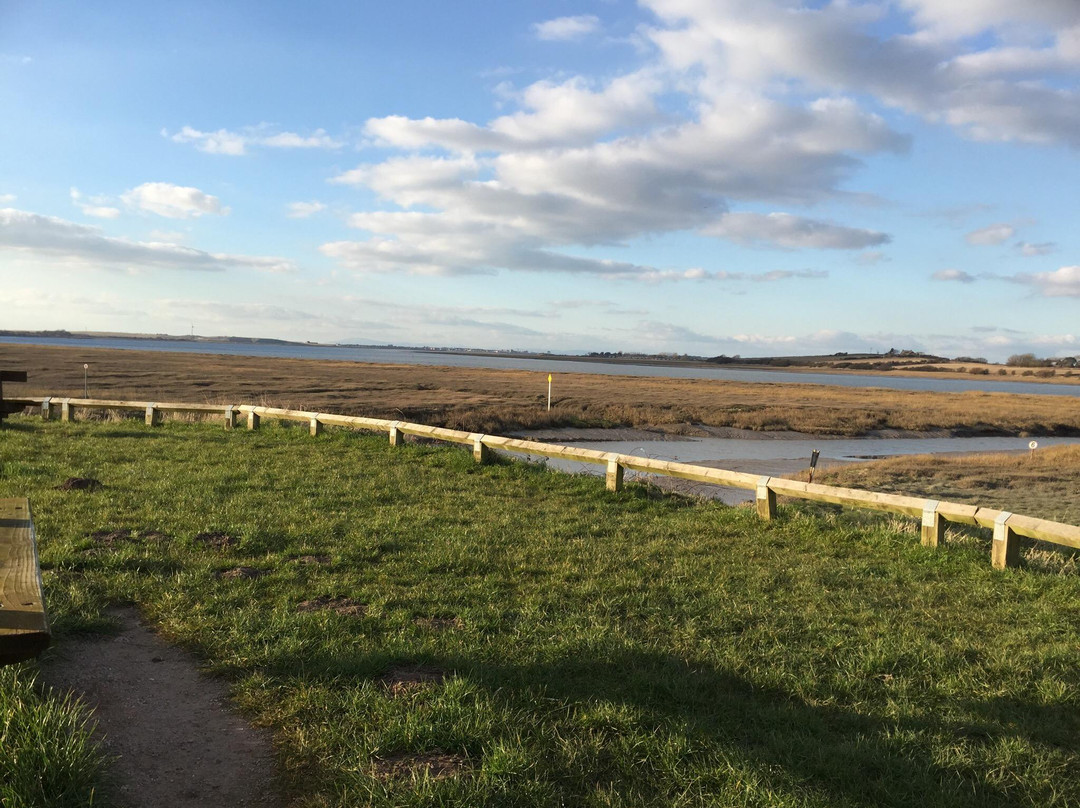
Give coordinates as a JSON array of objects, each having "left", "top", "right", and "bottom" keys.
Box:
[
  {"left": 0, "top": 498, "right": 50, "bottom": 665},
  {"left": 0, "top": 370, "right": 28, "bottom": 424}
]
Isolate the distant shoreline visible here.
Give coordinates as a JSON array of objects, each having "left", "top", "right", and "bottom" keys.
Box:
[{"left": 2, "top": 330, "right": 1077, "bottom": 386}]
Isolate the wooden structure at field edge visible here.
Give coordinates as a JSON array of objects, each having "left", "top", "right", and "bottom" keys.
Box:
[
  {"left": 0, "top": 498, "right": 50, "bottom": 665},
  {"left": 6, "top": 395, "right": 1080, "bottom": 571}
]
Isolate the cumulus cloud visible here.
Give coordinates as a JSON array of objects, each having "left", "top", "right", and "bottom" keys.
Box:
[
  {"left": 932, "top": 268, "right": 977, "bottom": 282},
  {"left": 121, "top": 182, "right": 229, "bottom": 219},
  {"left": 0, "top": 208, "right": 294, "bottom": 273},
  {"left": 167, "top": 125, "right": 343, "bottom": 155},
  {"left": 286, "top": 201, "right": 327, "bottom": 219},
  {"left": 533, "top": 15, "right": 601, "bottom": 41},
  {"left": 965, "top": 222, "right": 1015, "bottom": 245},
  {"left": 1012, "top": 265, "right": 1080, "bottom": 297},
  {"left": 321, "top": 0, "right": 1078, "bottom": 281},
  {"left": 70, "top": 187, "right": 120, "bottom": 219}
]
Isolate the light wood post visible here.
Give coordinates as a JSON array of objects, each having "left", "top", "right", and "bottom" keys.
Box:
[
  {"left": 992, "top": 512, "right": 1019, "bottom": 569},
  {"left": 309, "top": 416, "right": 323, "bottom": 437},
  {"left": 61, "top": 399, "right": 71, "bottom": 422},
  {"left": 605, "top": 457, "right": 624, "bottom": 492},
  {"left": 145, "top": 404, "right": 160, "bottom": 426},
  {"left": 40, "top": 397, "right": 52, "bottom": 420},
  {"left": 756, "top": 476, "right": 777, "bottom": 520},
  {"left": 921, "top": 499, "right": 945, "bottom": 548},
  {"left": 224, "top": 406, "right": 237, "bottom": 430},
  {"left": 389, "top": 422, "right": 405, "bottom": 446},
  {"left": 247, "top": 410, "right": 260, "bottom": 430},
  {"left": 472, "top": 435, "right": 489, "bottom": 464}
]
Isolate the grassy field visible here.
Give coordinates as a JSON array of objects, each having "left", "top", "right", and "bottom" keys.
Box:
[
  {"left": 2, "top": 416, "right": 1079, "bottom": 806},
  {"left": 817, "top": 445, "right": 1080, "bottom": 528},
  {"left": 5, "top": 343, "right": 1080, "bottom": 437}
]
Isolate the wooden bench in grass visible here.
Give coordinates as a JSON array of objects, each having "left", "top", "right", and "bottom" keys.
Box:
[
  {"left": 0, "top": 498, "right": 50, "bottom": 665},
  {"left": 0, "top": 370, "right": 28, "bottom": 424}
]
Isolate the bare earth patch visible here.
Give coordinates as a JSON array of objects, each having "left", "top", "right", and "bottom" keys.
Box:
[
  {"left": 296, "top": 595, "right": 367, "bottom": 616},
  {"left": 57, "top": 477, "right": 103, "bottom": 491},
  {"left": 42, "top": 608, "right": 281, "bottom": 808},
  {"left": 194, "top": 531, "right": 238, "bottom": 550},
  {"left": 215, "top": 566, "right": 266, "bottom": 580},
  {"left": 372, "top": 751, "right": 469, "bottom": 780},
  {"left": 379, "top": 664, "right": 448, "bottom": 696},
  {"left": 89, "top": 529, "right": 135, "bottom": 547}
]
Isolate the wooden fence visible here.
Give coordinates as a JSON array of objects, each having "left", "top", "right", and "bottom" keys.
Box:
[{"left": 6, "top": 396, "right": 1080, "bottom": 570}]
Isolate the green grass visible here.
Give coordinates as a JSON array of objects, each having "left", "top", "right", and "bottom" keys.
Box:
[
  {"left": 0, "top": 665, "right": 104, "bottom": 808},
  {"left": 2, "top": 417, "right": 1079, "bottom": 807}
]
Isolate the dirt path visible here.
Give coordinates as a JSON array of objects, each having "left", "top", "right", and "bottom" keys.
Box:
[{"left": 43, "top": 609, "right": 282, "bottom": 808}]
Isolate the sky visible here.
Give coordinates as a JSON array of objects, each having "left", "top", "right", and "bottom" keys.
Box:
[{"left": 1, "top": 0, "right": 1079, "bottom": 361}]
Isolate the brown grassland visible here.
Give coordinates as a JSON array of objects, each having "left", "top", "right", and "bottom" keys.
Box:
[{"left": 4, "top": 343, "right": 1080, "bottom": 437}]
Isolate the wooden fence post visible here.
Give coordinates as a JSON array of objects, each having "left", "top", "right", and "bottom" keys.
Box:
[
  {"left": 247, "top": 410, "right": 260, "bottom": 430},
  {"left": 389, "top": 422, "right": 406, "bottom": 447},
  {"left": 224, "top": 406, "right": 237, "bottom": 430},
  {"left": 145, "top": 404, "right": 160, "bottom": 426},
  {"left": 61, "top": 399, "right": 72, "bottom": 422},
  {"left": 472, "top": 435, "right": 489, "bottom": 464},
  {"left": 992, "top": 512, "right": 1019, "bottom": 569},
  {"left": 40, "top": 397, "right": 52, "bottom": 420},
  {"left": 921, "top": 499, "right": 944, "bottom": 548},
  {"left": 309, "top": 416, "right": 323, "bottom": 437},
  {"left": 756, "top": 476, "right": 777, "bottom": 520},
  {"left": 605, "top": 456, "right": 624, "bottom": 492}
]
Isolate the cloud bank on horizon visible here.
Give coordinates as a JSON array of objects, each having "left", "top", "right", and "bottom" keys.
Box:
[{"left": 1, "top": 0, "right": 1078, "bottom": 360}]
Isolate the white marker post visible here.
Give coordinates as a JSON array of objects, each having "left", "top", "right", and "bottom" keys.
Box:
[
  {"left": 547, "top": 373, "right": 552, "bottom": 412},
  {"left": 1029, "top": 440, "right": 1038, "bottom": 458}
]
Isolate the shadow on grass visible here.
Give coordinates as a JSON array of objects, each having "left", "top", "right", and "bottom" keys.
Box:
[{"left": 258, "top": 642, "right": 1033, "bottom": 807}]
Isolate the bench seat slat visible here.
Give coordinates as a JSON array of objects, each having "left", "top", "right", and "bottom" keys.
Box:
[{"left": 0, "top": 498, "right": 50, "bottom": 665}]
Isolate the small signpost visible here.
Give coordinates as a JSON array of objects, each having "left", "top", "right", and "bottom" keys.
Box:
[
  {"left": 547, "top": 373, "right": 552, "bottom": 412},
  {"left": 1029, "top": 440, "right": 1038, "bottom": 458},
  {"left": 0, "top": 371, "right": 28, "bottom": 425},
  {"left": 808, "top": 449, "right": 820, "bottom": 483}
]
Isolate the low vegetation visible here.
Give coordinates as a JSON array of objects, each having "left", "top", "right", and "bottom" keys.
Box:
[
  {"left": 6, "top": 343, "right": 1080, "bottom": 437},
  {"left": 2, "top": 417, "right": 1079, "bottom": 806}
]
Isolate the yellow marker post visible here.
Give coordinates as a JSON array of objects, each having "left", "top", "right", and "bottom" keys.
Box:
[{"left": 547, "top": 373, "right": 552, "bottom": 411}]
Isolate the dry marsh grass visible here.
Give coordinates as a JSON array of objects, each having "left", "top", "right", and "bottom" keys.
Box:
[
  {"left": 817, "top": 444, "right": 1080, "bottom": 526},
  {"left": 5, "top": 343, "right": 1080, "bottom": 437}
]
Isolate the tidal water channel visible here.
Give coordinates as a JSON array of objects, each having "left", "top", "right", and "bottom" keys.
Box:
[{"left": 513, "top": 432, "right": 1080, "bottom": 505}]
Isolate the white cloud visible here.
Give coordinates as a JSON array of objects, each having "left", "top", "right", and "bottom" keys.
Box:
[
  {"left": 1018, "top": 240, "right": 1057, "bottom": 256},
  {"left": 121, "top": 182, "right": 229, "bottom": 219},
  {"left": 641, "top": 0, "right": 1080, "bottom": 148},
  {"left": 0, "top": 208, "right": 294, "bottom": 273},
  {"left": 321, "top": 0, "right": 1078, "bottom": 282},
  {"left": 533, "top": 15, "right": 601, "bottom": 41},
  {"left": 70, "top": 187, "right": 121, "bottom": 219},
  {"left": 1012, "top": 265, "right": 1080, "bottom": 297},
  {"left": 703, "top": 212, "right": 889, "bottom": 250},
  {"left": 0, "top": 193, "right": 15, "bottom": 204},
  {"left": 933, "top": 268, "right": 977, "bottom": 282},
  {"left": 167, "top": 125, "right": 343, "bottom": 155},
  {"left": 286, "top": 201, "right": 327, "bottom": 219},
  {"left": 965, "top": 222, "right": 1015, "bottom": 245}
]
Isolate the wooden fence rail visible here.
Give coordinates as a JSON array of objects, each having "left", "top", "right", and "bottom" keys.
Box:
[{"left": 5, "top": 395, "right": 1079, "bottom": 569}]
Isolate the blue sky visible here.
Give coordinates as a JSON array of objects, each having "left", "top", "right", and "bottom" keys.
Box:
[{"left": 2, "top": 0, "right": 1079, "bottom": 360}]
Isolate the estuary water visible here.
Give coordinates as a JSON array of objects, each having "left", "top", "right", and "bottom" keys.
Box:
[
  {"left": 527, "top": 433, "right": 1080, "bottom": 504},
  {"left": 3, "top": 335, "right": 1079, "bottom": 397}
]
